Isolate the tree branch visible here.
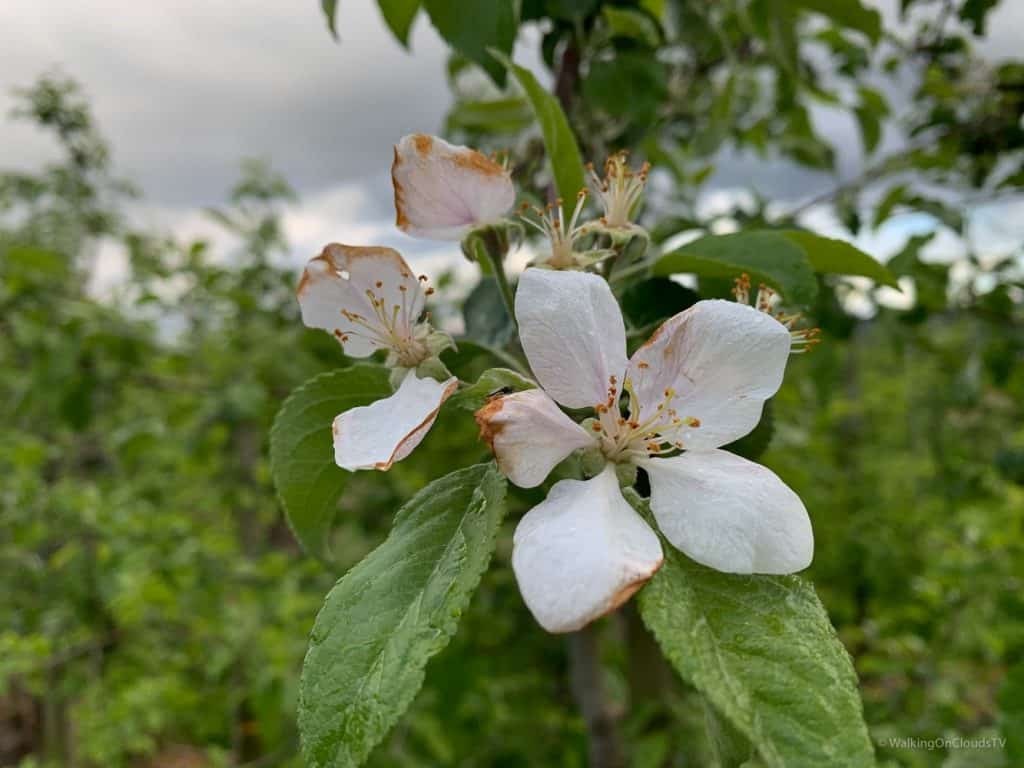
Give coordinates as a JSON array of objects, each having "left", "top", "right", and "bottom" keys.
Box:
[{"left": 568, "top": 625, "right": 626, "bottom": 768}]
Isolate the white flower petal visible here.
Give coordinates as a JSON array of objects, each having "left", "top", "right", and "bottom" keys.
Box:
[
  {"left": 515, "top": 268, "right": 629, "bottom": 409},
  {"left": 512, "top": 466, "right": 663, "bottom": 633},
  {"left": 475, "top": 389, "right": 596, "bottom": 488},
  {"left": 332, "top": 371, "right": 457, "bottom": 471},
  {"left": 642, "top": 450, "right": 813, "bottom": 574},
  {"left": 626, "top": 300, "right": 791, "bottom": 450},
  {"left": 297, "top": 243, "right": 425, "bottom": 357},
  {"left": 392, "top": 134, "right": 515, "bottom": 240}
]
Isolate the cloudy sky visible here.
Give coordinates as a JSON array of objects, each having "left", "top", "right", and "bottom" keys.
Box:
[{"left": 2, "top": 0, "right": 1021, "bottom": 291}]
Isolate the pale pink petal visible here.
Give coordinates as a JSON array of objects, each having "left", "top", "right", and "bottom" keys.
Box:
[
  {"left": 515, "top": 268, "right": 628, "bottom": 409},
  {"left": 332, "top": 371, "right": 457, "bottom": 471},
  {"left": 297, "top": 243, "right": 425, "bottom": 357},
  {"left": 642, "top": 450, "right": 813, "bottom": 574},
  {"left": 625, "top": 300, "right": 791, "bottom": 450},
  {"left": 475, "top": 389, "right": 596, "bottom": 488},
  {"left": 392, "top": 134, "right": 515, "bottom": 240},
  {"left": 512, "top": 466, "right": 663, "bottom": 633}
]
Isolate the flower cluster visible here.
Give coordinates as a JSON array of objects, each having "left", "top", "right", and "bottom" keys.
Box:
[
  {"left": 296, "top": 133, "right": 814, "bottom": 634},
  {"left": 296, "top": 134, "right": 515, "bottom": 471}
]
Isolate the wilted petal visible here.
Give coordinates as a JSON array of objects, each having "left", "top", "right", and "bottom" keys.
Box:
[
  {"left": 512, "top": 466, "right": 663, "bottom": 633},
  {"left": 333, "top": 371, "right": 457, "bottom": 471},
  {"left": 515, "top": 268, "right": 628, "bottom": 410},
  {"left": 625, "top": 300, "right": 790, "bottom": 450},
  {"left": 297, "top": 243, "right": 425, "bottom": 357},
  {"left": 642, "top": 450, "right": 813, "bottom": 574},
  {"left": 475, "top": 389, "right": 596, "bottom": 488},
  {"left": 392, "top": 134, "right": 515, "bottom": 240}
]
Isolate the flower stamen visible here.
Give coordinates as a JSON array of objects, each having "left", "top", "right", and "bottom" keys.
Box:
[
  {"left": 343, "top": 277, "right": 429, "bottom": 366},
  {"left": 593, "top": 377, "right": 700, "bottom": 461},
  {"left": 733, "top": 272, "right": 822, "bottom": 354},
  {"left": 587, "top": 152, "right": 650, "bottom": 229},
  {"left": 732, "top": 273, "right": 751, "bottom": 304},
  {"left": 520, "top": 190, "right": 590, "bottom": 268}
]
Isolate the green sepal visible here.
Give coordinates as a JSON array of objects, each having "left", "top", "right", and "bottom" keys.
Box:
[
  {"left": 449, "top": 367, "right": 537, "bottom": 412},
  {"left": 460, "top": 220, "right": 520, "bottom": 264},
  {"left": 615, "top": 460, "right": 638, "bottom": 488},
  {"left": 579, "top": 441, "right": 607, "bottom": 478}
]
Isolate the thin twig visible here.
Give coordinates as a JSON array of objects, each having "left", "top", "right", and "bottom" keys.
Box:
[{"left": 483, "top": 243, "right": 517, "bottom": 329}]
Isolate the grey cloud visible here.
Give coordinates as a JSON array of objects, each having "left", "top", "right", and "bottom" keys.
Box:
[
  {"left": 1, "top": 0, "right": 452, "bottom": 205},
  {"left": 2, "top": 0, "right": 1021, "bottom": 251}
]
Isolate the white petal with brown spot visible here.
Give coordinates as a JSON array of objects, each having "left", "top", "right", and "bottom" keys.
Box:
[
  {"left": 392, "top": 134, "right": 515, "bottom": 241},
  {"left": 333, "top": 371, "right": 457, "bottom": 472}
]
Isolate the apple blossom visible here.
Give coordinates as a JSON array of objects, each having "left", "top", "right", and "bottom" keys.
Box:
[
  {"left": 297, "top": 243, "right": 456, "bottom": 471},
  {"left": 476, "top": 268, "right": 814, "bottom": 633}
]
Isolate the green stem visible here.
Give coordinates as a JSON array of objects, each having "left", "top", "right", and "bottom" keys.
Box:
[
  {"left": 484, "top": 245, "right": 517, "bottom": 330},
  {"left": 475, "top": 342, "right": 530, "bottom": 379},
  {"left": 608, "top": 256, "right": 656, "bottom": 284}
]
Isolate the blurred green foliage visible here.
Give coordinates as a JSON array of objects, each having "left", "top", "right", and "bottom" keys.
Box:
[{"left": 4, "top": 0, "right": 1024, "bottom": 764}]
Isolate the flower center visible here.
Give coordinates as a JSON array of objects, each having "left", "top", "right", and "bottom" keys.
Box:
[
  {"left": 587, "top": 152, "right": 650, "bottom": 229},
  {"left": 589, "top": 374, "right": 700, "bottom": 464},
  {"left": 335, "top": 274, "right": 432, "bottom": 367}
]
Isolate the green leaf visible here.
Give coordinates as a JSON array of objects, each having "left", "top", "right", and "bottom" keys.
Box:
[
  {"left": 858, "top": 85, "right": 889, "bottom": 116},
  {"left": 781, "top": 230, "right": 899, "bottom": 288},
  {"left": 887, "top": 234, "right": 948, "bottom": 314},
  {"left": 620, "top": 277, "right": 699, "bottom": 332},
  {"left": 654, "top": 231, "right": 819, "bottom": 305},
  {"left": 582, "top": 52, "right": 667, "bottom": 128},
  {"left": 703, "top": 697, "right": 754, "bottom": 768},
  {"left": 446, "top": 97, "right": 533, "bottom": 134},
  {"left": 794, "top": 0, "right": 882, "bottom": 43},
  {"left": 959, "top": 0, "right": 999, "bottom": 35},
  {"left": 903, "top": 193, "right": 964, "bottom": 233},
  {"left": 886, "top": 232, "right": 933, "bottom": 277},
  {"left": 442, "top": 339, "right": 526, "bottom": 383},
  {"left": 2, "top": 244, "right": 69, "bottom": 278},
  {"left": 321, "top": 0, "right": 339, "bottom": 39},
  {"left": 634, "top": 497, "right": 875, "bottom": 768},
  {"left": 463, "top": 276, "right": 515, "bottom": 347},
  {"left": 873, "top": 184, "right": 907, "bottom": 227},
  {"left": 545, "top": 0, "right": 599, "bottom": 19},
  {"left": 653, "top": 230, "right": 896, "bottom": 300},
  {"left": 299, "top": 463, "right": 507, "bottom": 768},
  {"left": 998, "top": 661, "right": 1024, "bottom": 761},
  {"left": 640, "top": 0, "right": 666, "bottom": 19},
  {"left": 424, "top": 0, "right": 516, "bottom": 86},
  {"left": 601, "top": 6, "right": 662, "bottom": 47},
  {"left": 854, "top": 86, "right": 888, "bottom": 154},
  {"left": 377, "top": 0, "right": 419, "bottom": 47},
  {"left": 498, "top": 55, "right": 586, "bottom": 201},
  {"left": 269, "top": 365, "right": 391, "bottom": 563},
  {"left": 854, "top": 107, "right": 880, "bottom": 154},
  {"left": 449, "top": 367, "right": 535, "bottom": 412}
]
